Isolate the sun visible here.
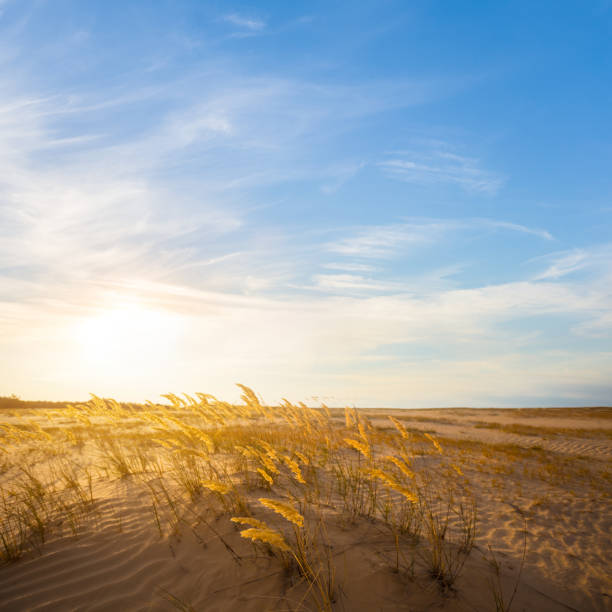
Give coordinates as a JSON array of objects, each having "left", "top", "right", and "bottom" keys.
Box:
[{"left": 72, "top": 302, "right": 182, "bottom": 378}]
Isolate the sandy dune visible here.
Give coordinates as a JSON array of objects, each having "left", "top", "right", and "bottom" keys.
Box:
[
  {"left": 0, "top": 403, "right": 610, "bottom": 611},
  {"left": 360, "top": 408, "right": 612, "bottom": 460}
]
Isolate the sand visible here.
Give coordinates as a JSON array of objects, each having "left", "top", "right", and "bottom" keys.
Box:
[{"left": 0, "top": 404, "right": 610, "bottom": 611}]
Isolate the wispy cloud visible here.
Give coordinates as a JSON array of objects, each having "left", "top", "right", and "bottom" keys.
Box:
[
  {"left": 320, "top": 161, "right": 366, "bottom": 194},
  {"left": 379, "top": 146, "right": 503, "bottom": 194},
  {"left": 0, "top": 86, "right": 244, "bottom": 309},
  {"left": 0, "top": 66, "right": 460, "bottom": 328},
  {"left": 327, "top": 223, "right": 441, "bottom": 258},
  {"left": 310, "top": 274, "right": 401, "bottom": 293},
  {"left": 222, "top": 13, "right": 266, "bottom": 34},
  {"left": 534, "top": 249, "right": 591, "bottom": 279},
  {"left": 325, "top": 218, "right": 552, "bottom": 259},
  {"left": 322, "top": 262, "right": 376, "bottom": 273},
  {"left": 483, "top": 220, "right": 553, "bottom": 241},
  {"left": 533, "top": 244, "right": 612, "bottom": 280}
]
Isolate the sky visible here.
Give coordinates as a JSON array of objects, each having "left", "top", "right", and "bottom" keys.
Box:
[{"left": 0, "top": 1, "right": 611, "bottom": 407}]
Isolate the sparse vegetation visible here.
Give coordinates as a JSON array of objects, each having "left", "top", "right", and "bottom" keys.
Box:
[
  {"left": 472, "top": 420, "right": 612, "bottom": 440},
  {"left": 0, "top": 390, "right": 609, "bottom": 610}
]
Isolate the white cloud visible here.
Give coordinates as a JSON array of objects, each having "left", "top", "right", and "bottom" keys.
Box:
[
  {"left": 3, "top": 252, "right": 611, "bottom": 404},
  {"left": 482, "top": 220, "right": 553, "bottom": 241},
  {"left": 573, "top": 311, "right": 612, "bottom": 338},
  {"left": 535, "top": 249, "right": 591, "bottom": 279},
  {"left": 222, "top": 13, "right": 266, "bottom": 32},
  {"left": 532, "top": 244, "right": 612, "bottom": 280},
  {"left": 0, "top": 85, "right": 245, "bottom": 315},
  {"left": 320, "top": 161, "right": 366, "bottom": 194},
  {"left": 322, "top": 262, "right": 376, "bottom": 273},
  {"left": 1, "top": 82, "right": 599, "bottom": 404},
  {"left": 325, "top": 218, "right": 552, "bottom": 259},
  {"left": 0, "top": 66, "right": 459, "bottom": 330},
  {"left": 311, "top": 274, "right": 400, "bottom": 293},
  {"left": 327, "top": 222, "right": 445, "bottom": 258},
  {"left": 379, "top": 146, "right": 503, "bottom": 194}
]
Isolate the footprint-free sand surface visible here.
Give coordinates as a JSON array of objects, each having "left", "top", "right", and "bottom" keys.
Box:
[{"left": 1, "top": 401, "right": 610, "bottom": 611}]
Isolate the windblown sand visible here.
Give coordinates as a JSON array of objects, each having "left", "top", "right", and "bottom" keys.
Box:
[{"left": 0, "top": 403, "right": 610, "bottom": 611}]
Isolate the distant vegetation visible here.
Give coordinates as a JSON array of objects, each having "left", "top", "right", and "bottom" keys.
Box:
[{"left": 0, "top": 396, "right": 70, "bottom": 411}]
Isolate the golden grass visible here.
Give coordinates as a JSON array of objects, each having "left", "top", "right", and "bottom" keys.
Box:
[
  {"left": 1, "top": 388, "right": 608, "bottom": 609},
  {"left": 259, "top": 497, "right": 304, "bottom": 527}
]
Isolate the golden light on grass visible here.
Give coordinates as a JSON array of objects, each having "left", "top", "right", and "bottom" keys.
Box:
[
  {"left": 258, "top": 498, "right": 304, "bottom": 527},
  {"left": 344, "top": 437, "right": 371, "bottom": 460},
  {"left": 230, "top": 516, "right": 268, "bottom": 529},
  {"left": 257, "top": 467, "right": 274, "bottom": 485},
  {"left": 0, "top": 386, "right": 609, "bottom": 611},
  {"left": 238, "top": 527, "right": 291, "bottom": 552}
]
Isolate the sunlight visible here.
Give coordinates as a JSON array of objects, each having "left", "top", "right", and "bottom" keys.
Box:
[{"left": 72, "top": 302, "right": 183, "bottom": 377}]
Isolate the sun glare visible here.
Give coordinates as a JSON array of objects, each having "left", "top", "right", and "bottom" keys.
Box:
[{"left": 73, "top": 303, "right": 182, "bottom": 378}]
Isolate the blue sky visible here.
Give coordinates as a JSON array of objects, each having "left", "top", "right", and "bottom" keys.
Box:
[{"left": 1, "top": 0, "right": 611, "bottom": 406}]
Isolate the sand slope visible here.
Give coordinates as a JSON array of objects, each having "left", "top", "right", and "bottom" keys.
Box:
[{"left": 1, "top": 406, "right": 610, "bottom": 611}]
